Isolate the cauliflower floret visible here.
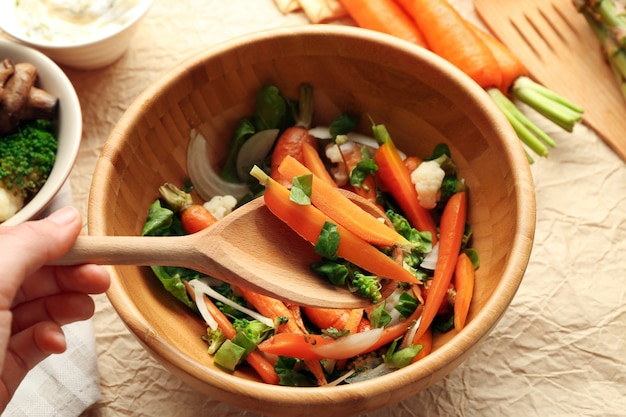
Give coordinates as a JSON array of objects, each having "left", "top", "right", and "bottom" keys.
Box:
[
  {"left": 203, "top": 195, "right": 237, "bottom": 220},
  {"left": 0, "top": 185, "right": 24, "bottom": 222},
  {"left": 324, "top": 141, "right": 361, "bottom": 187},
  {"left": 410, "top": 160, "right": 445, "bottom": 209}
]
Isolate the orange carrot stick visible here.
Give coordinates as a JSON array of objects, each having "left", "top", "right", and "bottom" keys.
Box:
[
  {"left": 301, "top": 141, "right": 338, "bottom": 188},
  {"left": 251, "top": 166, "right": 419, "bottom": 284},
  {"left": 372, "top": 124, "right": 438, "bottom": 245},
  {"left": 453, "top": 252, "right": 475, "bottom": 331},
  {"left": 411, "top": 327, "right": 432, "bottom": 362},
  {"left": 338, "top": 0, "right": 427, "bottom": 47},
  {"left": 277, "top": 155, "right": 413, "bottom": 249},
  {"left": 303, "top": 307, "right": 351, "bottom": 330},
  {"left": 468, "top": 23, "right": 528, "bottom": 93},
  {"left": 395, "top": 0, "right": 502, "bottom": 89},
  {"left": 414, "top": 191, "right": 467, "bottom": 341}
]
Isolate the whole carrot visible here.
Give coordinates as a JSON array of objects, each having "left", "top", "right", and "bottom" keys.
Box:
[
  {"left": 395, "top": 0, "right": 502, "bottom": 89},
  {"left": 338, "top": 0, "right": 427, "bottom": 47},
  {"left": 372, "top": 124, "right": 438, "bottom": 245},
  {"left": 468, "top": 23, "right": 528, "bottom": 93},
  {"left": 453, "top": 251, "right": 475, "bottom": 331},
  {"left": 158, "top": 183, "right": 218, "bottom": 234},
  {"left": 414, "top": 191, "right": 467, "bottom": 341},
  {"left": 251, "top": 166, "right": 420, "bottom": 284}
]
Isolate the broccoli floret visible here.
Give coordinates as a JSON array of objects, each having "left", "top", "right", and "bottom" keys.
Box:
[
  {"left": 350, "top": 272, "right": 382, "bottom": 303},
  {"left": 0, "top": 119, "right": 57, "bottom": 199}
]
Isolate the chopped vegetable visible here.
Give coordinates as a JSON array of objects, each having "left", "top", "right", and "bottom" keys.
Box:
[{"left": 0, "top": 119, "right": 57, "bottom": 222}]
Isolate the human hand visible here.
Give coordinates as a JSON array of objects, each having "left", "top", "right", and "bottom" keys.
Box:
[{"left": 0, "top": 206, "right": 110, "bottom": 412}]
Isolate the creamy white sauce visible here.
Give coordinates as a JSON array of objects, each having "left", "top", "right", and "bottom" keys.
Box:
[{"left": 14, "top": 0, "right": 142, "bottom": 44}]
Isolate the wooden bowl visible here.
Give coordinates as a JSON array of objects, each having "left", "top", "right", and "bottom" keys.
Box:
[{"left": 89, "top": 26, "right": 535, "bottom": 416}]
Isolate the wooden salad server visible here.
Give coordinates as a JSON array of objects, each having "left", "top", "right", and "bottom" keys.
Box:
[{"left": 54, "top": 194, "right": 398, "bottom": 308}]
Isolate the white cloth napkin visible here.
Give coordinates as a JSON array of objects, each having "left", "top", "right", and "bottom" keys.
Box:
[{"left": 2, "top": 181, "right": 101, "bottom": 417}]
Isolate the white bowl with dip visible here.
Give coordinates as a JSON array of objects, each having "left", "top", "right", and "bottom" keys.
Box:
[{"left": 0, "top": 0, "right": 153, "bottom": 70}]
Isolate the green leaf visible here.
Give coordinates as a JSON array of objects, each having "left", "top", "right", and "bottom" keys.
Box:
[
  {"left": 289, "top": 174, "right": 313, "bottom": 205},
  {"left": 394, "top": 291, "right": 418, "bottom": 318},
  {"left": 310, "top": 259, "right": 349, "bottom": 286},
  {"left": 142, "top": 200, "right": 174, "bottom": 236},
  {"left": 329, "top": 113, "right": 360, "bottom": 139},
  {"left": 369, "top": 303, "right": 392, "bottom": 328},
  {"left": 253, "top": 85, "right": 290, "bottom": 131},
  {"left": 275, "top": 357, "right": 318, "bottom": 387},
  {"left": 349, "top": 147, "right": 378, "bottom": 188},
  {"left": 314, "top": 222, "right": 340, "bottom": 260}
]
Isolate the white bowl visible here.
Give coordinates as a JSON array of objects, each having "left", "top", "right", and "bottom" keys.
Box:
[
  {"left": 0, "top": 0, "right": 153, "bottom": 69},
  {"left": 0, "top": 38, "right": 82, "bottom": 226}
]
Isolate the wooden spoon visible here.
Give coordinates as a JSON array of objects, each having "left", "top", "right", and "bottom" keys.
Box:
[{"left": 54, "top": 192, "right": 398, "bottom": 308}]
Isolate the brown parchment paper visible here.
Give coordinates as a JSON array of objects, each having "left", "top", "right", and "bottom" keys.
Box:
[{"left": 6, "top": 0, "right": 626, "bottom": 415}]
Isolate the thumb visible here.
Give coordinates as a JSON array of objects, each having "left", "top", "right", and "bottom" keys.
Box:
[{"left": 0, "top": 206, "right": 82, "bottom": 293}]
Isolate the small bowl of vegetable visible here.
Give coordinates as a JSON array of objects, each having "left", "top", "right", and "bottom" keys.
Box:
[
  {"left": 90, "top": 26, "right": 535, "bottom": 416},
  {"left": 0, "top": 38, "right": 81, "bottom": 226}
]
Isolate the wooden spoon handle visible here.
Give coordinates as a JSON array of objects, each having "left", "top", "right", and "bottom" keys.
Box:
[{"left": 51, "top": 235, "right": 196, "bottom": 267}]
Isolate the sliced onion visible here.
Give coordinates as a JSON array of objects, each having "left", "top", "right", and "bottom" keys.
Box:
[
  {"left": 420, "top": 242, "right": 439, "bottom": 270},
  {"left": 236, "top": 128, "right": 279, "bottom": 181},
  {"left": 189, "top": 278, "right": 274, "bottom": 328},
  {"left": 308, "top": 126, "right": 407, "bottom": 159},
  {"left": 310, "top": 327, "right": 384, "bottom": 360},
  {"left": 189, "top": 280, "right": 219, "bottom": 330},
  {"left": 187, "top": 129, "right": 249, "bottom": 201}
]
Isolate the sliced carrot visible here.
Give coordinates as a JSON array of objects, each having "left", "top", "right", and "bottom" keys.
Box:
[
  {"left": 302, "top": 307, "right": 351, "bottom": 330},
  {"left": 372, "top": 124, "right": 438, "bottom": 245},
  {"left": 252, "top": 167, "right": 419, "bottom": 284},
  {"left": 335, "top": 308, "right": 364, "bottom": 369},
  {"left": 301, "top": 141, "right": 338, "bottom": 187},
  {"left": 411, "top": 327, "right": 432, "bottom": 362},
  {"left": 414, "top": 191, "right": 467, "bottom": 341},
  {"left": 270, "top": 126, "right": 318, "bottom": 187},
  {"left": 453, "top": 252, "right": 475, "bottom": 331},
  {"left": 277, "top": 155, "right": 413, "bottom": 249},
  {"left": 257, "top": 333, "right": 336, "bottom": 360},
  {"left": 338, "top": 0, "right": 427, "bottom": 47},
  {"left": 395, "top": 0, "right": 502, "bottom": 89},
  {"left": 468, "top": 22, "right": 528, "bottom": 93}
]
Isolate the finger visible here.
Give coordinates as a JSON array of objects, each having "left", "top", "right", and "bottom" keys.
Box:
[
  {"left": 10, "top": 293, "right": 95, "bottom": 335},
  {"left": 1, "top": 322, "right": 66, "bottom": 402},
  {"left": 0, "top": 207, "right": 82, "bottom": 309},
  {"left": 13, "top": 263, "right": 110, "bottom": 306}
]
